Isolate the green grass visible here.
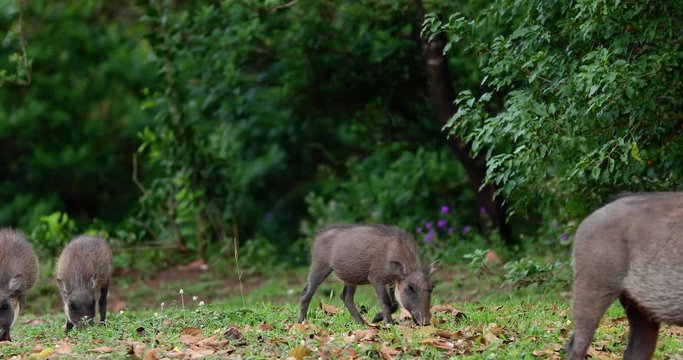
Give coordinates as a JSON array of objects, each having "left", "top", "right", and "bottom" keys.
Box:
[{"left": 5, "top": 266, "right": 683, "bottom": 359}]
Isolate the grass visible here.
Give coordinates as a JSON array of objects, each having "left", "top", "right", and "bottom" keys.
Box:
[{"left": 4, "top": 264, "right": 683, "bottom": 359}]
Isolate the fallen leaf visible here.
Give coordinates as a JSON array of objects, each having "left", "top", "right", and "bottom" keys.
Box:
[
  {"left": 179, "top": 334, "right": 202, "bottom": 345},
  {"left": 288, "top": 321, "right": 317, "bottom": 335},
  {"left": 319, "top": 300, "right": 340, "bottom": 316},
  {"left": 223, "top": 326, "right": 247, "bottom": 346},
  {"left": 143, "top": 348, "right": 159, "bottom": 360},
  {"left": 289, "top": 345, "right": 312, "bottom": 360},
  {"left": 54, "top": 339, "right": 71, "bottom": 355},
  {"left": 431, "top": 304, "right": 467, "bottom": 321},
  {"left": 29, "top": 348, "right": 54, "bottom": 359},
  {"left": 180, "top": 327, "right": 203, "bottom": 337},
  {"left": 91, "top": 346, "right": 116, "bottom": 353},
  {"left": 259, "top": 322, "right": 274, "bottom": 331},
  {"left": 378, "top": 346, "right": 402, "bottom": 360}
]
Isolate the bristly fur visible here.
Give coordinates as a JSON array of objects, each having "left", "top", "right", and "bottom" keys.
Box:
[
  {"left": 0, "top": 228, "right": 38, "bottom": 341},
  {"left": 566, "top": 192, "right": 683, "bottom": 360},
  {"left": 299, "top": 223, "right": 435, "bottom": 326}
]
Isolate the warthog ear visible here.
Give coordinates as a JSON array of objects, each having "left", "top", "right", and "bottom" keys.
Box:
[
  {"left": 8, "top": 274, "right": 23, "bottom": 294},
  {"left": 56, "top": 278, "right": 69, "bottom": 295},
  {"left": 389, "top": 260, "right": 407, "bottom": 279}
]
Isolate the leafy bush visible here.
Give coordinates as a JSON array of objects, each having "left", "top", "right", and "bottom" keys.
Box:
[{"left": 427, "top": 0, "right": 683, "bottom": 223}]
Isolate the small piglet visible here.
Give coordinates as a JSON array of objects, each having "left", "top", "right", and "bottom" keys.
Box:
[
  {"left": 0, "top": 229, "right": 38, "bottom": 341},
  {"left": 56, "top": 235, "right": 112, "bottom": 332},
  {"left": 298, "top": 224, "right": 436, "bottom": 326},
  {"left": 567, "top": 192, "right": 683, "bottom": 360}
]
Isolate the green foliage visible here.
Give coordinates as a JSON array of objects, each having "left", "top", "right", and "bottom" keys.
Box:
[
  {"left": 0, "top": 0, "right": 155, "bottom": 229},
  {"left": 29, "top": 211, "right": 76, "bottom": 259},
  {"left": 136, "top": 0, "right": 484, "bottom": 260},
  {"left": 429, "top": 0, "right": 683, "bottom": 222},
  {"left": 501, "top": 258, "right": 570, "bottom": 289}
]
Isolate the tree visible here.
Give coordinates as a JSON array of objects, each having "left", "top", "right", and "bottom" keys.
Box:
[
  {"left": 416, "top": 0, "right": 512, "bottom": 244},
  {"left": 429, "top": 0, "right": 683, "bottom": 223}
]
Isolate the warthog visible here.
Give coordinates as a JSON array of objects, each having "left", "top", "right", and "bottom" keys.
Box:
[
  {"left": 0, "top": 229, "right": 38, "bottom": 341},
  {"left": 298, "top": 224, "right": 436, "bottom": 326},
  {"left": 56, "top": 235, "right": 112, "bottom": 332},
  {"left": 566, "top": 192, "right": 683, "bottom": 360}
]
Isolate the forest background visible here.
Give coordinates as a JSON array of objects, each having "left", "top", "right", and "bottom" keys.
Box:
[{"left": 0, "top": 0, "right": 681, "bottom": 292}]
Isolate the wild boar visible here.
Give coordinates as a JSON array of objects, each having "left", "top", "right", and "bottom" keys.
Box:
[
  {"left": 298, "top": 224, "right": 437, "bottom": 326},
  {"left": 56, "top": 235, "right": 112, "bottom": 332},
  {"left": 0, "top": 229, "right": 38, "bottom": 341},
  {"left": 566, "top": 192, "right": 683, "bottom": 360}
]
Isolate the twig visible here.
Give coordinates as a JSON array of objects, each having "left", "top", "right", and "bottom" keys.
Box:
[
  {"left": 269, "top": 0, "right": 298, "bottom": 12},
  {"left": 234, "top": 237, "right": 246, "bottom": 307},
  {"left": 17, "top": 0, "right": 31, "bottom": 85},
  {"left": 132, "top": 153, "right": 147, "bottom": 192}
]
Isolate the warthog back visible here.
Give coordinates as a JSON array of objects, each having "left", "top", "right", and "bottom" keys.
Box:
[{"left": 566, "top": 192, "right": 683, "bottom": 360}]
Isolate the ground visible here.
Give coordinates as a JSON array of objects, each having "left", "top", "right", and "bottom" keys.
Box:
[{"left": 4, "top": 261, "right": 683, "bottom": 359}]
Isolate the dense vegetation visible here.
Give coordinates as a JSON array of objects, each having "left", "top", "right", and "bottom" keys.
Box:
[
  {"left": 1, "top": 0, "right": 681, "bottom": 268},
  {"left": 1, "top": 1, "right": 682, "bottom": 357}
]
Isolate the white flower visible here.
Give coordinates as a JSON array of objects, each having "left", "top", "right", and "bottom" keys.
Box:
[
  {"left": 154, "top": 312, "right": 159, "bottom": 317},
  {"left": 161, "top": 302, "right": 165, "bottom": 307},
  {"left": 179, "top": 289, "right": 184, "bottom": 294},
  {"left": 119, "top": 310, "right": 124, "bottom": 315},
  {"left": 192, "top": 296, "right": 198, "bottom": 301},
  {"left": 198, "top": 301, "right": 205, "bottom": 307}
]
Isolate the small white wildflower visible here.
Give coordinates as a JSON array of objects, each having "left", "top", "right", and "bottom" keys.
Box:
[
  {"left": 161, "top": 302, "right": 165, "bottom": 307},
  {"left": 198, "top": 301, "right": 205, "bottom": 307},
  {"left": 154, "top": 312, "right": 159, "bottom": 317},
  {"left": 300, "top": 340, "right": 305, "bottom": 345},
  {"left": 192, "top": 296, "right": 198, "bottom": 301},
  {"left": 179, "top": 289, "right": 184, "bottom": 294},
  {"left": 119, "top": 310, "right": 124, "bottom": 315}
]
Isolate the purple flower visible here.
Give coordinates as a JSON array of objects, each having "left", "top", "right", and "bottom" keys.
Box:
[
  {"left": 462, "top": 225, "right": 471, "bottom": 236},
  {"left": 479, "top": 206, "right": 487, "bottom": 214},
  {"left": 440, "top": 205, "right": 449, "bottom": 214},
  {"left": 416, "top": 227, "right": 424, "bottom": 234},
  {"left": 559, "top": 233, "right": 569, "bottom": 244},
  {"left": 264, "top": 211, "right": 273, "bottom": 222},
  {"left": 447, "top": 227, "right": 455, "bottom": 235},
  {"left": 424, "top": 230, "right": 435, "bottom": 244},
  {"left": 437, "top": 219, "right": 447, "bottom": 228},
  {"left": 425, "top": 221, "right": 433, "bottom": 229}
]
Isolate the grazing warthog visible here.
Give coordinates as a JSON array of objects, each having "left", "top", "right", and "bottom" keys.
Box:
[
  {"left": 566, "top": 192, "right": 683, "bottom": 360},
  {"left": 56, "top": 235, "right": 112, "bottom": 332},
  {"left": 298, "top": 224, "right": 437, "bottom": 326},
  {"left": 0, "top": 229, "right": 38, "bottom": 341}
]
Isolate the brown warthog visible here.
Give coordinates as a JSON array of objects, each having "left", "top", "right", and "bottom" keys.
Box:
[
  {"left": 0, "top": 229, "right": 38, "bottom": 341},
  {"left": 566, "top": 192, "right": 683, "bottom": 360},
  {"left": 56, "top": 235, "right": 112, "bottom": 332},
  {"left": 298, "top": 224, "right": 437, "bottom": 326}
]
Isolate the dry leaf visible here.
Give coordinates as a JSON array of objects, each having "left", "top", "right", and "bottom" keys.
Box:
[
  {"left": 91, "top": 346, "right": 116, "bottom": 353},
  {"left": 143, "top": 348, "right": 159, "bottom": 360},
  {"left": 289, "top": 345, "right": 312, "bottom": 360},
  {"left": 431, "top": 304, "right": 467, "bottom": 321},
  {"left": 378, "top": 346, "right": 402, "bottom": 360},
  {"left": 179, "top": 334, "right": 202, "bottom": 345},
  {"left": 259, "top": 322, "right": 274, "bottom": 331},
  {"left": 180, "top": 327, "right": 203, "bottom": 337},
  {"left": 29, "top": 348, "right": 54, "bottom": 359},
  {"left": 223, "top": 326, "right": 247, "bottom": 346},
  {"left": 54, "top": 339, "right": 71, "bottom": 355},
  {"left": 319, "top": 301, "right": 340, "bottom": 316}
]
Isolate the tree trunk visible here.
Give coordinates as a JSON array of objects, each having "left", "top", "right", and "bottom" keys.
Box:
[{"left": 415, "top": 0, "right": 514, "bottom": 245}]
